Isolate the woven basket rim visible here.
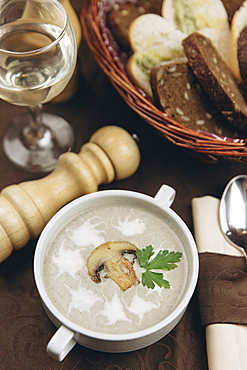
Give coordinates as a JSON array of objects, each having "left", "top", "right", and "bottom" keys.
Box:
[{"left": 81, "top": 0, "right": 247, "bottom": 163}]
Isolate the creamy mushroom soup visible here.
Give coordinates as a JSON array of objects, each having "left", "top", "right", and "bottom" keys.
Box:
[{"left": 42, "top": 198, "right": 188, "bottom": 334}]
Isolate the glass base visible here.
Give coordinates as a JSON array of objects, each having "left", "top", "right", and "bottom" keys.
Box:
[{"left": 3, "top": 111, "right": 75, "bottom": 173}]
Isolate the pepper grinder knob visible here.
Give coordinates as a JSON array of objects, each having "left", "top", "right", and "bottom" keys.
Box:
[{"left": 0, "top": 125, "right": 140, "bottom": 262}]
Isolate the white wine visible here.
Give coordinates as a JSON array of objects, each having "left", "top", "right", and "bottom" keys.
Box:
[
  {"left": 0, "top": 21, "right": 76, "bottom": 106},
  {"left": 0, "top": 0, "right": 77, "bottom": 173}
]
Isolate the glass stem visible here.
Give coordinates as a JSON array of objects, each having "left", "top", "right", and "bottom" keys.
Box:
[
  {"left": 29, "top": 104, "right": 45, "bottom": 137},
  {"left": 22, "top": 104, "right": 52, "bottom": 149}
]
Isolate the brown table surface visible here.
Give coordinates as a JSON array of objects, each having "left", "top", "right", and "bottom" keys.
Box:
[{"left": 1, "top": 1, "right": 247, "bottom": 369}]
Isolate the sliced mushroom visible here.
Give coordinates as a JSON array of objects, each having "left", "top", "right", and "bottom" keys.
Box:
[{"left": 87, "top": 241, "right": 139, "bottom": 291}]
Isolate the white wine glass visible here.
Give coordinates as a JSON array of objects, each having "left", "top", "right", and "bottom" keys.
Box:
[{"left": 0, "top": 0, "right": 77, "bottom": 173}]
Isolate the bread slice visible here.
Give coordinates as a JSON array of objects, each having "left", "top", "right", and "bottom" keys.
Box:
[
  {"left": 182, "top": 32, "right": 247, "bottom": 134},
  {"left": 161, "top": 0, "right": 230, "bottom": 61},
  {"left": 150, "top": 60, "right": 240, "bottom": 137},
  {"left": 221, "top": 0, "right": 244, "bottom": 23},
  {"left": 238, "top": 26, "right": 247, "bottom": 89},
  {"left": 229, "top": 0, "right": 247, "bottom": 83},
  {"left": 106, "top": 4, "right": 150, "bottom": 52},
  {"left": 140, "top": 0, "right": 163, "bottom": 14},
  {"left": 127, "top": 13, "right": 185, "bottom": 96},
  {"left": 129, "top": 13, "right": 185, "bottom": 53},
  {"left": 106, "top": 1, "right": 163, "bottom": 52},
  {"left": 127, "top": 50, "right": 185, "bottom": 98},
  {"left": 127, "top": 51, "right": 157, "bottom": 97}
]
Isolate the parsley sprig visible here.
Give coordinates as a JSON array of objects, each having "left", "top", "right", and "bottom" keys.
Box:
[{"left": 136, "top": 245, "right": 182, "bottom": 289}]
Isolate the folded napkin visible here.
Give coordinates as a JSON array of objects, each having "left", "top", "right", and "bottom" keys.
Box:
[{"left": 192, "top": 196, "right": 247, "bottom": 370}]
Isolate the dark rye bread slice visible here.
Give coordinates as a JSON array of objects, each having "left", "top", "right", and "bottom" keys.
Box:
[
  {"left": 106, "top": 1, "right": 162, "bottom": 52},
  {"left": 107, "top": 4, "right": 149, "bottom": 51},
  {"left": 182, "top": 32, "right": 247, "bottom": 135},
  {"left": 238, "top": 26, "right": 247, "bottom": 90},
  {"left": 140, "top": 0, "right": 163, "bottom": 14},
  {"left": 150, "top": 60, "right": 240, "bottom": 137}
]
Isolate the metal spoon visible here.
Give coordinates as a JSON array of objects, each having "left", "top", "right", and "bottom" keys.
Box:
[{"left": 219, "top": 174, "right": 247, "bottom": 259}]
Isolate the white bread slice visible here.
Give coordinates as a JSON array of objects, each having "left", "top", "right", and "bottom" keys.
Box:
[
  {"left": 161, "top": 0, "right": 230, "bottom": 61},
  {"left": 229, "top": 0, "right": 247, "bottom": 82},
  {"left": 128, "top": 14, "right": 185, "bottom": 96},
  {"left": 127, "top": 52, "right": 153, "bottom": 97},
  {"left": 129, "top": 13, "right": 185, "bottom": 53}
]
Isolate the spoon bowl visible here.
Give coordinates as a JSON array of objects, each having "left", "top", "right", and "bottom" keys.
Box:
[{"left": 219, "top": 174, "right": 247, "bottom": 258}]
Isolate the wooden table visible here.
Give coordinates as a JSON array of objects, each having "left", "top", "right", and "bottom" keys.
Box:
[{"left": 1, "top": 1, "right": 247, "bottom": 368}]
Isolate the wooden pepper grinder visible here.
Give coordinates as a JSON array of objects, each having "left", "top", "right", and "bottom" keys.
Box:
[{"left": 0, "top": 126, "right": 140, "bottom": 262}]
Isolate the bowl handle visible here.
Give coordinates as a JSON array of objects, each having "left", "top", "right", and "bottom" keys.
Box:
[
  {"left": 47, "top": 325, "right": 76, "bottom": 361},
  {"left": 154, "top": 185, "right": 176, "bottom": 208}
]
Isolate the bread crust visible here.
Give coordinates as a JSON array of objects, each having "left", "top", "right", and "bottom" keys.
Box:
[{"left": 127, "top": 53, "right": 153, "bottom": 97}]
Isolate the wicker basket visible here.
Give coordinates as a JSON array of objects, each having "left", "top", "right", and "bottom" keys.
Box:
[{"left": 81, "top": 0, "right": 247, "bottom": 163}]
